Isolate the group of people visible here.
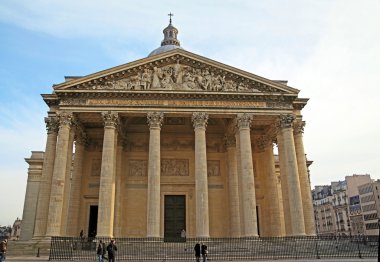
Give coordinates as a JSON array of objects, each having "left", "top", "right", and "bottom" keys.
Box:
[
  {"left": 96, "top": 238, "right": 207, "bottom": 262},
  {"left": 0, "top": 239, "right": 7, "bottom": 262},
  {"left": 96, "top": 239, "right": 117, "bottom": 262},
  {"left": 194, "top": 242, "right": 208, "bottom": 262}
]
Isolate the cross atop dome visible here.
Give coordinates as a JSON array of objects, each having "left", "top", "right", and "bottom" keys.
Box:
[
  {"left": 168, "top": 12, "right": 174, "bottom": 25},
  {"left": 148, "top": 13, "right": 183, "bottom": 56}
]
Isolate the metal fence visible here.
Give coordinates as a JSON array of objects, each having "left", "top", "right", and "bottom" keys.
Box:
[{"left": 50, "top": 236, "right": 378, "bottom": 261}]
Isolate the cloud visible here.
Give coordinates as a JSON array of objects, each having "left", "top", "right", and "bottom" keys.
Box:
[{"left": 290, "top": 1, "right": 380, "bottom": 185}]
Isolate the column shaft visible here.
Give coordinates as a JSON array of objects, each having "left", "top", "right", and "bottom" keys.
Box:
[
  {"left": 263, "top": 141, "right": 283, "bottom": 236},
  {"left": 226, "top": 136, "right": 241, "bottom": 237},
  {"left": 237, "top": 114, "right": 258, "bottom": 237},
  {"left": 294, "top": 121, "right": 315, "bottom": 235},
  {"left": 33, "top": 117, "right": 58, "bottom": 238},
  {"left": 235, "top": 132, "right": 245, "bottom": 234},
  {"left": 192, "top": 112, "right": 210, "bottom": 238},
  {"left": 113, "top": 144, "right": 123, "bottom": 237},
  {"left": 66, "top": 135, "right": 86, "bottom": 236},
  {"left": 277, "top": 115, "right": 306, "bottom": 236},
  {"left": 60, "top": 129, "right": 75, "bottom": 235},
  {"left": 147, "top": 112, "right": 163, "bottom": 237},
  {"left": 46, "top": 112, "right": 73, "bottom": 236},
  {"left": 97, "top": 112, "right": 118, "bottom": 237}
]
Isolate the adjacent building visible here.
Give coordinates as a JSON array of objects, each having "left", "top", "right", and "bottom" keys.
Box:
[
  {"left": 358, "top": 180, "right": 380, "bottom": 236},
  {"left": 313, "top": 174, "right": 379, "bottom": 237}
]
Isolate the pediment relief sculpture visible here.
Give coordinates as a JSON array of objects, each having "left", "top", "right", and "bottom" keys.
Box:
[{"left": 66, "top": 61, "right": 284, "bottom": 94}]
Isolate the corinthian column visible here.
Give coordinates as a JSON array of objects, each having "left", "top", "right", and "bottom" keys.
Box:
[
  {"left": 225, "top": 135, "right": 241, "bottom": 237},
  {"left": 277, "top": 114, "right": 305, "bottom": 236},
  {"left": 236, "top": 113, "right": 258, "bottom": 237},
  {"left": 294, "top": 120, "right": 315, "bottom": 235},
  {"left": 66, "top": 127, "right": 86, "bottom": 236},
  {"left": 46, "top": 112, "right": 73, "bottom": 236},
  {"left": 146, "top": 112, "right": 164, "bottom": 238},
  {"left": 33, "top": 117, "right": 58, "bottom": 238},
  {"left": 192, "top": 112, "right": 210, "bottom": 238},
  {"left": 97, "top": 112, "right": 119, "bottom": 237},
  {"left": 257, "top": 135, "right": 283, "bottom": 236}
]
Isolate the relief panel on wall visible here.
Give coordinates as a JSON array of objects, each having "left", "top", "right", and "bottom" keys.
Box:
[
  {"left": 207, "top": 160, "right": 220, "bottom": 177},
  {"left": 161, "top": 159, "right": 189, "bottom": 176},
  {"left": 91, "top": 159, "right": 101, "bottom": 176}
]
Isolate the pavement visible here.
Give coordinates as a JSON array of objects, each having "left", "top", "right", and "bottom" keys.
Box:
[{"left": 3, "top": 256, "right": 378, "bottom": 262}]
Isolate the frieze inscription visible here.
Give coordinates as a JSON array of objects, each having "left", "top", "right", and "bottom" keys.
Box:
[{"left": 87, "top": 99, "right": 266, "bottom": 108}]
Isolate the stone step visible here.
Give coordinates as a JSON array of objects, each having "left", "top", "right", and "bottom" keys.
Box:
[{"left": 6, "top": 240, "right": 50, "bottom": 257}]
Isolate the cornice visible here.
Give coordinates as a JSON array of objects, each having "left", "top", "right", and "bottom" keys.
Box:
[
  {"left": 42, "top": 94, "right": 59, "bottom": 107},
  {"left": 293, "top": 98, "right": 309, "bottom": 110},
  {"left": 55, "top": 90, "right": 297, "bottom": 101}
]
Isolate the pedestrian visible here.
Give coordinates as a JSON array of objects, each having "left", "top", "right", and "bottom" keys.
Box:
[
  {"left": 0, "top": 239, "right": 8, "bottom": 262},
  {"left": 181, "top": 229, "right": 186, "bottom": 242},
  {"left": 97, "top": 240, "right": 107, "bottom": 262},
  {"left": 107, "top": 239, "right": 117, "bottom": 262},
  {"left": 80, "top": 229, "right": 84, "bottom": 240},
  {"left": 194, "top": 242, "right": 200, "bottom": 262},
  {"left": 201, "top": 242, "right": 208, "bottom": 262}
]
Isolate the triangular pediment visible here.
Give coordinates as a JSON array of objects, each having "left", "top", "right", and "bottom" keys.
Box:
[{"left": 54, "top": 49, "right": 299, "bottom": 95}]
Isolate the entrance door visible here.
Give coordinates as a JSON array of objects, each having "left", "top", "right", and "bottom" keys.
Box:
[
  {"left": 164, "top": 195, "right": 186, "bottom": 241},
  {"left": 88, "top": 205, "right": 98, "bottom": 238}
]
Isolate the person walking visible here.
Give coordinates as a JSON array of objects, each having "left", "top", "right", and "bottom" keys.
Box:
[
  {"left": 96, "top": 240, "right": 107, "bottom": 262},
  {"left": 194, "top": 242, "right": 201, "bottom": 262},
  {"left": 107, "top": 239, "right": 117, "bottom": 262},
  {"left": 201, "top": 242, "right": 208, "bottom": 262},
  {"left": 0, "top": 239, "right": 8, "bottom": 262}
]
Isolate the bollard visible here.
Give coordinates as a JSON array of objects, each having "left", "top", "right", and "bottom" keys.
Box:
[{"left": 36, "top": 247, "right": 40, "bottom": 257}]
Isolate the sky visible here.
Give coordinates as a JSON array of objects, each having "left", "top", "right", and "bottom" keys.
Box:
[{"left": 0, "top": 0, "right": 379, "bottom": 226}]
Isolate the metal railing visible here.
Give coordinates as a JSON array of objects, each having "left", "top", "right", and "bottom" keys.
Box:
[{"left": 49, "top": 235, "right": 378, "bottom": 260}]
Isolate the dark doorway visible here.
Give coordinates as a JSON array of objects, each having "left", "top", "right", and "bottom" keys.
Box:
[
  {"left": 164, "top": 195, "right": 186, "bottom": 241},
  {"left": 88, "top": 205, "right": 98, "bottom": 238},
  {"left": 256, "top": 206, "right": 260, "bottom": 236}
]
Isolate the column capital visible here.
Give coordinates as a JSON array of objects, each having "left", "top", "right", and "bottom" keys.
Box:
[
  {"left": 75, "top": 128, "right": 87, "bottom": 146},
  {"left": 224, "top": 135, "right": 236, "bottom": 148},
  {"left": 45, "top": 116, "right": 59, "bottom": 134},
  {"left": 277, "top": 114, "right": 295, "bottom": 129},
  {"left": 57, "top": 111, "right": 74, "bottom": 128},
  {"left": 255, "top": 135, "right": 272, "bottom": 152},
  {"left": 192, "top": 112, "right": 208, "bottom": 129},
  {"left": 102, "top": 111, "right": 119, "bottom": 128},
  {"left": 293, "top": 120, "right": 306, "bottom": 134},
  {"left": 147, "top": 112, "right": 164, "bottom": 129},
  {"left": 236, "top": 113, "right": 253, "bottom": 129}
]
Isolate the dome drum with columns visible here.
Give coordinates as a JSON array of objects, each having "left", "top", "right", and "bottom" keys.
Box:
[{"left": 20, "top": 17, "right": 315, "bottom": 241}]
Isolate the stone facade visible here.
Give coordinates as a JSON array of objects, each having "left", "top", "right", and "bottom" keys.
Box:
[{"left": 21, "top": 22, "right": 315, "bottom": 240}]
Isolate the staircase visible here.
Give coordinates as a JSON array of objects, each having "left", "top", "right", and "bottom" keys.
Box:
[{"left": 6, "top": 239, "right": 50, "bottom": 257}]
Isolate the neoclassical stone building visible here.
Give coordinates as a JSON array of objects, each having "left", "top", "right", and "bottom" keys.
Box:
[{"left": 21, "top": 20, "right": 315, "bottom": 240}]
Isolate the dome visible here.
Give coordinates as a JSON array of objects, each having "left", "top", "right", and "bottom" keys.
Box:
[
  {"left": 148, "top": 45, "right": 183, "bottom": 57},
  {"left": 148, "top": 14, "right": 183, "bottom": 57}
]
